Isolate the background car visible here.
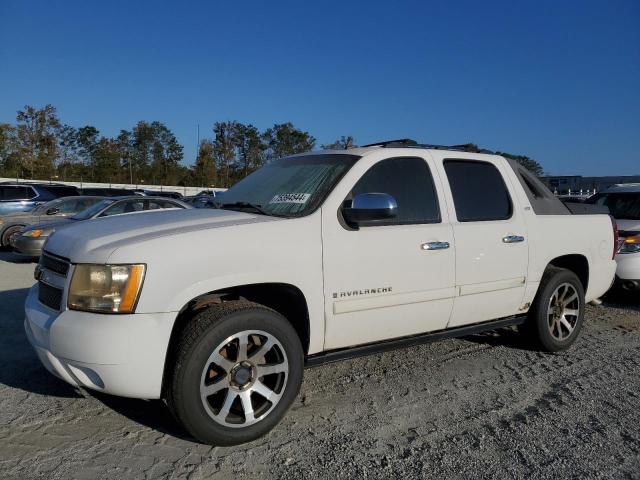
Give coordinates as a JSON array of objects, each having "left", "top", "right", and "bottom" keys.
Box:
[
  {"left": 587, "top": 183, "right": 640, "bottom": 293},
  {"left": 133, "top": 189, "right": 183, "bottom": 199},
  {"left": 0, "top": 196, "right": 104, "bottom": 248},
  {"left": 78, "top": 187, "right": 136, "bottom": 197},
  {"left": 13, "top": 196, "right": 191, "bottom": 257},
  {"left": 184, "top": 194, "right": 219, "bottom": 209},
  {"left": 0, "top": 183, "right": 79, "bottom": 216}
]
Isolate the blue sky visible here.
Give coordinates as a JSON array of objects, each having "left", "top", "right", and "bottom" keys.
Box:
[{"left": 1, "top": 0, "right": 638, "bottom": 175}]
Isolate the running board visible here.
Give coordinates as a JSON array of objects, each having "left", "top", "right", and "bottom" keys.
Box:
[{"left": 305, "top": 315, "right": 527, "bottom": 368}]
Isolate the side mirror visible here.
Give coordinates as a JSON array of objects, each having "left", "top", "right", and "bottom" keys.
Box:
[
  {"left": 46, "top": 207, "right": 60, "bottom": 215},
  {"left": 342, "top": 193, "right": 398, "bottom": 226}
]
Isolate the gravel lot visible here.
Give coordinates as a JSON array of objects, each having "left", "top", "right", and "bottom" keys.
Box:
[{"left": 0, "top": 250, "right": 639, "bottom": 480}]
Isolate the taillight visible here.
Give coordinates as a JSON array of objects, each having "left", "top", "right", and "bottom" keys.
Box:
[
  {"left": 610, "top": 216, "right": 618, "bottom": 259},
  {"left": 619, "top": 235, "right": 640, "bottom": 254}
]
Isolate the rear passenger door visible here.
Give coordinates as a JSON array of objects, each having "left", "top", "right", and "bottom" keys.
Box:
[
  {"left": 322, "top": 154, "right": 456, "bottom": 349},
  {"left": 435, "top": 156, "right": 529, "bottom": 327}
]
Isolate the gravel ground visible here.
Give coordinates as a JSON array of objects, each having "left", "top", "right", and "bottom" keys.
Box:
[{"left": 0, "top": 250, "right": 639, "bottom": 480}]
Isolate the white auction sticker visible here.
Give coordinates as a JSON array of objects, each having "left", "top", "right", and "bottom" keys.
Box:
[{"left": 269, "top": 193, "right": 311, "bottom": 204}]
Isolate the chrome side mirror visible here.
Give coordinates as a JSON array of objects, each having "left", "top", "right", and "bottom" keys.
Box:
[
  {"left": 46, "top": 207, "right": 60, "bottom": 215},
  {"left": 342, "top": 193, "right": 398, "bottom": 225}
]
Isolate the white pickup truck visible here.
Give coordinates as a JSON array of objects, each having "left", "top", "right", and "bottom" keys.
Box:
[{"left": 25, "top": 140, "right": 618, "bottom": 445}]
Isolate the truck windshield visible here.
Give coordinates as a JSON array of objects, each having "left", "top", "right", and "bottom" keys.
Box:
[
  {"left": 220, "top": 154, "right": 360, "bottom": 217},
  {"left": 588, "top": 192, "right": 640, "bottom": 220}
]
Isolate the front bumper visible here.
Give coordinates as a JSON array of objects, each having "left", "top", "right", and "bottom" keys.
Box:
[
  {"left": 13, "top": 235, "right": 46, "bottom": 257},
  {"left": 24, "top": 284, "right": 176, "bottom": 399},
  {"left": 615, "top": 252, "right": 640, "bottom": 281}
]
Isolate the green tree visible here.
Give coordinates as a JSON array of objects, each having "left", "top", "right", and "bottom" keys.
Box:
[
  {"left": 15, "top": 104, "right": 60, "bottom": 179},
  {"left": 213, "top": 121, "right": 238, "bottom": 187},
  {"left": 125, "top": 121, "right": 184, "bottom": 185},
  {"left": 192, "top": 139, "right": 218, "bottom": 187},
  {"left": 321, "top": 135, "right": 356, "bottom": 150},
  {"left": 0, "top": 123, "right": 19, "bottom": 177},
  {"left": 496, "top": 151, "right": 544, "bottom": 176},
  {"left": 261, "top": 122, "right": 315, "bottom": 162},
  {"left": 234, "top": 123, "right": 264, "bottom": 178}
]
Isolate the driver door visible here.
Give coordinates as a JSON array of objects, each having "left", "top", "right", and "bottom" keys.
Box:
[{"left": 321, "top": 154, "right": 456, "bottom": 350}]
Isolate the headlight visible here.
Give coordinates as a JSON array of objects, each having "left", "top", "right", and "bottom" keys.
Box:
[
  {"left": 68, "top": 264, "right": 146, "bottom": 314},
  {"left": 619, "top": 235, "right": 640, "bottom": 254},
  {"left": 22, "top": 228, "right": 54, "bottom": 238}
]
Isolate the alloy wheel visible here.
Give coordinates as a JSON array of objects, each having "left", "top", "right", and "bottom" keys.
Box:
[
  {"left": 547, "top": 282, "right": 581, "bottom": 341},
  {"left": 199, "top": 330, "right": 289, "bottom": 428}
]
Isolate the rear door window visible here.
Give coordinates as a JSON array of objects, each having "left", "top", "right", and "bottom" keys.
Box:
[
  {"left": 0, "top": 186, "right": 34, "bottom": 200},
  {"left": 444, "top": 160, "right": 513, "bottom": 222}
]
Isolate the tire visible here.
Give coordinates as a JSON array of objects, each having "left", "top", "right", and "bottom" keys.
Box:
[
  {"left": 166, "top": 300, "right": 304, "bottom": 445},
  {"left": 1, "top": 225, "right": 23, "bottom": 248},
  {"left": 524, "top": 266, "right": 585, "bottom": 352}
]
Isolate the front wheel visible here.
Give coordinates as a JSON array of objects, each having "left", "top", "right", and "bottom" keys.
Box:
[
  {"left": 166, "top": 301, "right": 303, "bottom": 445},
  {"left": 525, "top": 267, "right": 586, "bottom": 352}
]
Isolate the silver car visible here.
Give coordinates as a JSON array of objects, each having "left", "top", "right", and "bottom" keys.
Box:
[
  {"left": 0, "top": 196, "right": 104, "bottom": 248},
  {"left": 14, "top": 196, "right": 192, "bottom": 257}
]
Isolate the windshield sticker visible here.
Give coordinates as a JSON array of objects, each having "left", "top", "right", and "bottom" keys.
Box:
[{"left": 269, "top": 193, "right": 311, "bottom": 204}]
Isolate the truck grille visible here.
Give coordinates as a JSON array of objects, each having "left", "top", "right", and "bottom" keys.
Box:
[
  {"left": 38, "top": 281, "right": 63, "bottom": 310},
  {"left": 37, "top": 251, "right": 70, "bottom": 311},
  {"left": 41, "top": 252, "right": 70, "bottom": 275}
]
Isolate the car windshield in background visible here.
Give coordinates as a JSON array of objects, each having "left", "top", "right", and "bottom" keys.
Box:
[
  {"left": 32, "top": 199, "right": 61, "bottom": 214},
  {"left": 220, "top": 154, "right": 360, "bottom": 217},
  {"left": 589, "top": 193, "right": 640, "bottom": 220},
  {"left": 72, "top": 199, "right": 115, "bottom": 220}
]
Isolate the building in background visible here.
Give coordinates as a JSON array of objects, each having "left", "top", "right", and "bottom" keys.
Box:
[{"left": 542, "top": 175, "right": 640, "bottom": 196}]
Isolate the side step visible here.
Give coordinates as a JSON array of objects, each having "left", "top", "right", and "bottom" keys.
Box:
[{"left": 305, "top": 315, "right": 527, "bottom": 368}]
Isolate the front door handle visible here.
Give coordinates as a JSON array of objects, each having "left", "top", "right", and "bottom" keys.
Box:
[
  {"left": 503, "top": 235, "right": 525, "bottom": 243},
  {"left": 421, "top": 241, "right": 450, "bottom": 250}
]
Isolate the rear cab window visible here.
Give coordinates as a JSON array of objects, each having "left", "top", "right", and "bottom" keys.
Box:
[{"left": 444, "top": 160, "right": 513, "bottom": 222}]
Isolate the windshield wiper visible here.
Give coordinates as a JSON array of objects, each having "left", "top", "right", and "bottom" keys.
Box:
[{"left": 220, "top": 202, "right": 270, "bottom": 216}]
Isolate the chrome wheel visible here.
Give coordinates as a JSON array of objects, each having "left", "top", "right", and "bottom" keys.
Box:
[
  {"left": 199, "top": 330, "right": 289, "bottom": 428},
  {"left": 547, "top": 282, "right": 580, "bottom": 341}
]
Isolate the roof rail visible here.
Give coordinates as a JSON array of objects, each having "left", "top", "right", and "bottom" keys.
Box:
[
  {"left": 361, "top": 139, "right": 418, "bottom": 148},
  {"left": 362, "top": 139, "right": 495, "bottom": 154}
]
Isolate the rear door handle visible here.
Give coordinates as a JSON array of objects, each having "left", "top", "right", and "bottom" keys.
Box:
[
  {"left": 502, "top": 235, "right": 525, "bottom": 243},
  {"left": 421, "top": 241, "right": 450, "bottom": 250}
]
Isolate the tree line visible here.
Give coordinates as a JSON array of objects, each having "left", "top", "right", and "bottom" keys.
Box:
[{"left": 0, "top": 104, "right": 543, "bottom": 188}]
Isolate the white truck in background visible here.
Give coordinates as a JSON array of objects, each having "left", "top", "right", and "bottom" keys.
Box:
[{"left": 25, "top": 139, "right": 617, "bottom": 445}]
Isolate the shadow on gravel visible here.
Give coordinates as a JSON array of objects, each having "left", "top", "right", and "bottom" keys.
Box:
[
  {"left": 603, "top": 290, "right": 640, "bottom": 312},
  {"left": 0, "top": 288, "right": 82, "bottom": 398},
  {"left": 461, "top": 326, "right": 539, "bottom": 351},
  {"left": 0, "top": 249, "right": 37, "bottom": 264},
  {"left": 0, "top": 286, "right": 194, "bottom": 438},
  {"left": 89, "top": 391, "right": 195, "bottom": 442}
]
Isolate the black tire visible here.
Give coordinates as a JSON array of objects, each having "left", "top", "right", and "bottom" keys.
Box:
[
  {"left": 524, "top": 266, "right": 585, "bottom": 352},
  {"left": 1, "top": 225, "right": 23, "bottom": 248},
  {"left": 166, "top": 300, "right": 303, "bottom": 445}
]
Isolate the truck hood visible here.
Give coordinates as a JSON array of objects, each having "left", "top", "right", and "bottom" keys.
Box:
[
  {"left": 44, "top": 208, "right": 279, "bottom": 262},
  {"left": 616, "top": 219, "right": 640, "bottom": 234}
]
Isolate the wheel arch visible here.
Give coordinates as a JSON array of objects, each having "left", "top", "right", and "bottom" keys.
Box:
[
  {"left": 161, "top": 282, "right": 311, "bottom": 394},
  {"left": 546, "top": 254, "right": 589, "bottom": 292}
]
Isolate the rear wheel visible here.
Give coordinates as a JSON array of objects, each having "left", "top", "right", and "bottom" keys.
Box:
[
  {"left": 525, "top": 267, "right": 585, "bottom": 352},
  {"left": 166, "top": 301, "right": 303, "bottom": 445}
]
